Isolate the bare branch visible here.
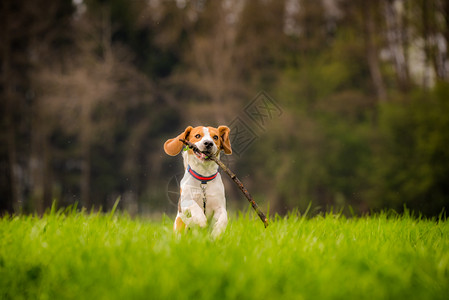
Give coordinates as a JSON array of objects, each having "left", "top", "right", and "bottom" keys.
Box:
[{"left": 180, "top": 139, "right": 269, "bottom": 228}]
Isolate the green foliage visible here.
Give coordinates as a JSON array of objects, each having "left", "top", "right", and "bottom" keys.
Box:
[
  {"left": 248, "top": 24, "right": 377, "bottom": 214},
  {"left": 1, "top": 212, "right": 448, "bottom": 299},
  {"left": 373, "top": 83, "right": 449, "bottom": 215}
]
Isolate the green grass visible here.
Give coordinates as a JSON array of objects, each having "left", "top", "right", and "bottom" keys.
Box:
[{"left": 1, "top": 209, "right": 448, "bottom": 300}]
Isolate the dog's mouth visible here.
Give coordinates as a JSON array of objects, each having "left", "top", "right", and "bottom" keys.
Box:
[{"left": 195, "top": 151, "right": 212, "bottom": 161}]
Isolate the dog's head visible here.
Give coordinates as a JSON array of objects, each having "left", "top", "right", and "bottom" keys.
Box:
[{"left": 164, "top": 126, "right": 232, "bottom": 161}]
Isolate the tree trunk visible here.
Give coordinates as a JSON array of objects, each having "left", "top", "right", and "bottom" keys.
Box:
[
  {"left": 1, "top": 0, "right": 19, "bottom": 214},
  {"left": 442, "top": 0, "right": 449, "bottom": 81},
  {"left": 30, "top": 129, "right": 44, "bottom": 214},
  {"left": 42, "top": 141, "right": 53, "bottom": 210},
  {"left": 384, "top": 0, "right": 410, "bottom": 91},
  {"left": 434, "top": 0, "right": 449, "bottom": 81},
  {"left": 80, "top": 97, "right": 92, "bottom": 209},
  {"left": 422, "top": 0, "right": 434, "bottom": 88},
  {"left": 402, "top": 0, "right": 411, "bottom": 84},
  {"left": 29, "top": 114, "right": 53, "bottom": 214},
  {"left": 444, "top": 0, "right": 449, "bottom": 63},
  {"left": 363, "top": 1, "right": 387, "bottom": 102}
]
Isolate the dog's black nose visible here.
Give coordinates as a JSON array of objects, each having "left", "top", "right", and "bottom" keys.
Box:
[{"left": 203, "top": 140, "right": 213, "bottom": 148}]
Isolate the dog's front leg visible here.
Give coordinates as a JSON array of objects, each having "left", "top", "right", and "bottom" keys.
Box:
[
  {"left": 180, "top": 200, "right": 207, "bottom": 228},
  {"left": 211, "top": 207, "right": 228, "bottom": 238}
]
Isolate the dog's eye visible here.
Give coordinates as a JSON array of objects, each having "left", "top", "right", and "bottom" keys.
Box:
[
  {"left": 195, "top": 134, "right": 201, "bottom": 139},
  {"left": 213, "top": 135, "right": 219, "bottom": 140}
]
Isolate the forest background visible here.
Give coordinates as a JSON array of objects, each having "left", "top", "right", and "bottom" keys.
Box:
[{"left": 1, "top": 0, "right": 448, "bottom": 217}]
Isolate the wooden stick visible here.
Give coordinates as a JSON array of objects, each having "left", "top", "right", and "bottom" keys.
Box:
[{"left": 180, "top": 139, "right": 269, "bottom": 228}]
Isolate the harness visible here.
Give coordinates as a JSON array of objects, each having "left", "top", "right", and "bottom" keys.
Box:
[{"left": 187, "top": 165, "right": 218, "bottom": 214}]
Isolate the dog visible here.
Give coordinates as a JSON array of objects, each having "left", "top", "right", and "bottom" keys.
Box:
[{"left": 164, "top": 126, "right": 232, "bottom": 237}]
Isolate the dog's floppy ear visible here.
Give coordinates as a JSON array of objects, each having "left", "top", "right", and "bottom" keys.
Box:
[
  {"left": 164, "top": 126, "right": 193, "bottom": 156},
  {"left": 218, "top": 126, "right": 232, "bottom": 155}
]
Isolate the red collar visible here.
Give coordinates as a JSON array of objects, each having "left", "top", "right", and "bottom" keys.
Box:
[{"left": 187, "top": 165, "right": 218, "bottom": 184}]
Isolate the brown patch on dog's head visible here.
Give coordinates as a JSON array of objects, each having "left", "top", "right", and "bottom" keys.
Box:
[
  {"left": 186, "top": 127, "right": 206, "bottom": 144},
  {"left": 164, "top": 125, "right": 232, "bottom": 156},
  {"left": 208, "top": 126, "right": 232, "bottom": 155}
]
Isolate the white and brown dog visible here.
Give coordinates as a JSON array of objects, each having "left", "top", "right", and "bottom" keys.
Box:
[{"left": 164, "top": 126, "right": 232, "bottom": 237}]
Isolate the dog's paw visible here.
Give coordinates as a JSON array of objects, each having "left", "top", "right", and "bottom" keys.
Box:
[{"left": 180, "top": 200, "right": 207, "bottom": 227}]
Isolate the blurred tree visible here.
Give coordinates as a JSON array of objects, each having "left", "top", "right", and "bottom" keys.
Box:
[
  {"left": 0, "top": 0, "right": 75, "bottom": 213},
  {"left": 34, "top": 5, "right": 154, "bottom": 210},
  {"left": 237, "top": 0, "right": 288, "bottom": 88},
  {"left": 373, "top": 84, "right": 449, "bottom": 215},
  {"left": 168, "top": 0, "right": 247, "bottom": 123},
  {"left": 248, "top": 0, "right": 378, "bottom": 214},
  {"left": 1, "top": 0, "right": 449, "bottom": 217}
]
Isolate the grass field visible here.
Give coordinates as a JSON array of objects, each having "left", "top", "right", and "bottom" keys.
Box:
[{"left": 1, "top": 208, "right": 448, "bottom": 300}]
